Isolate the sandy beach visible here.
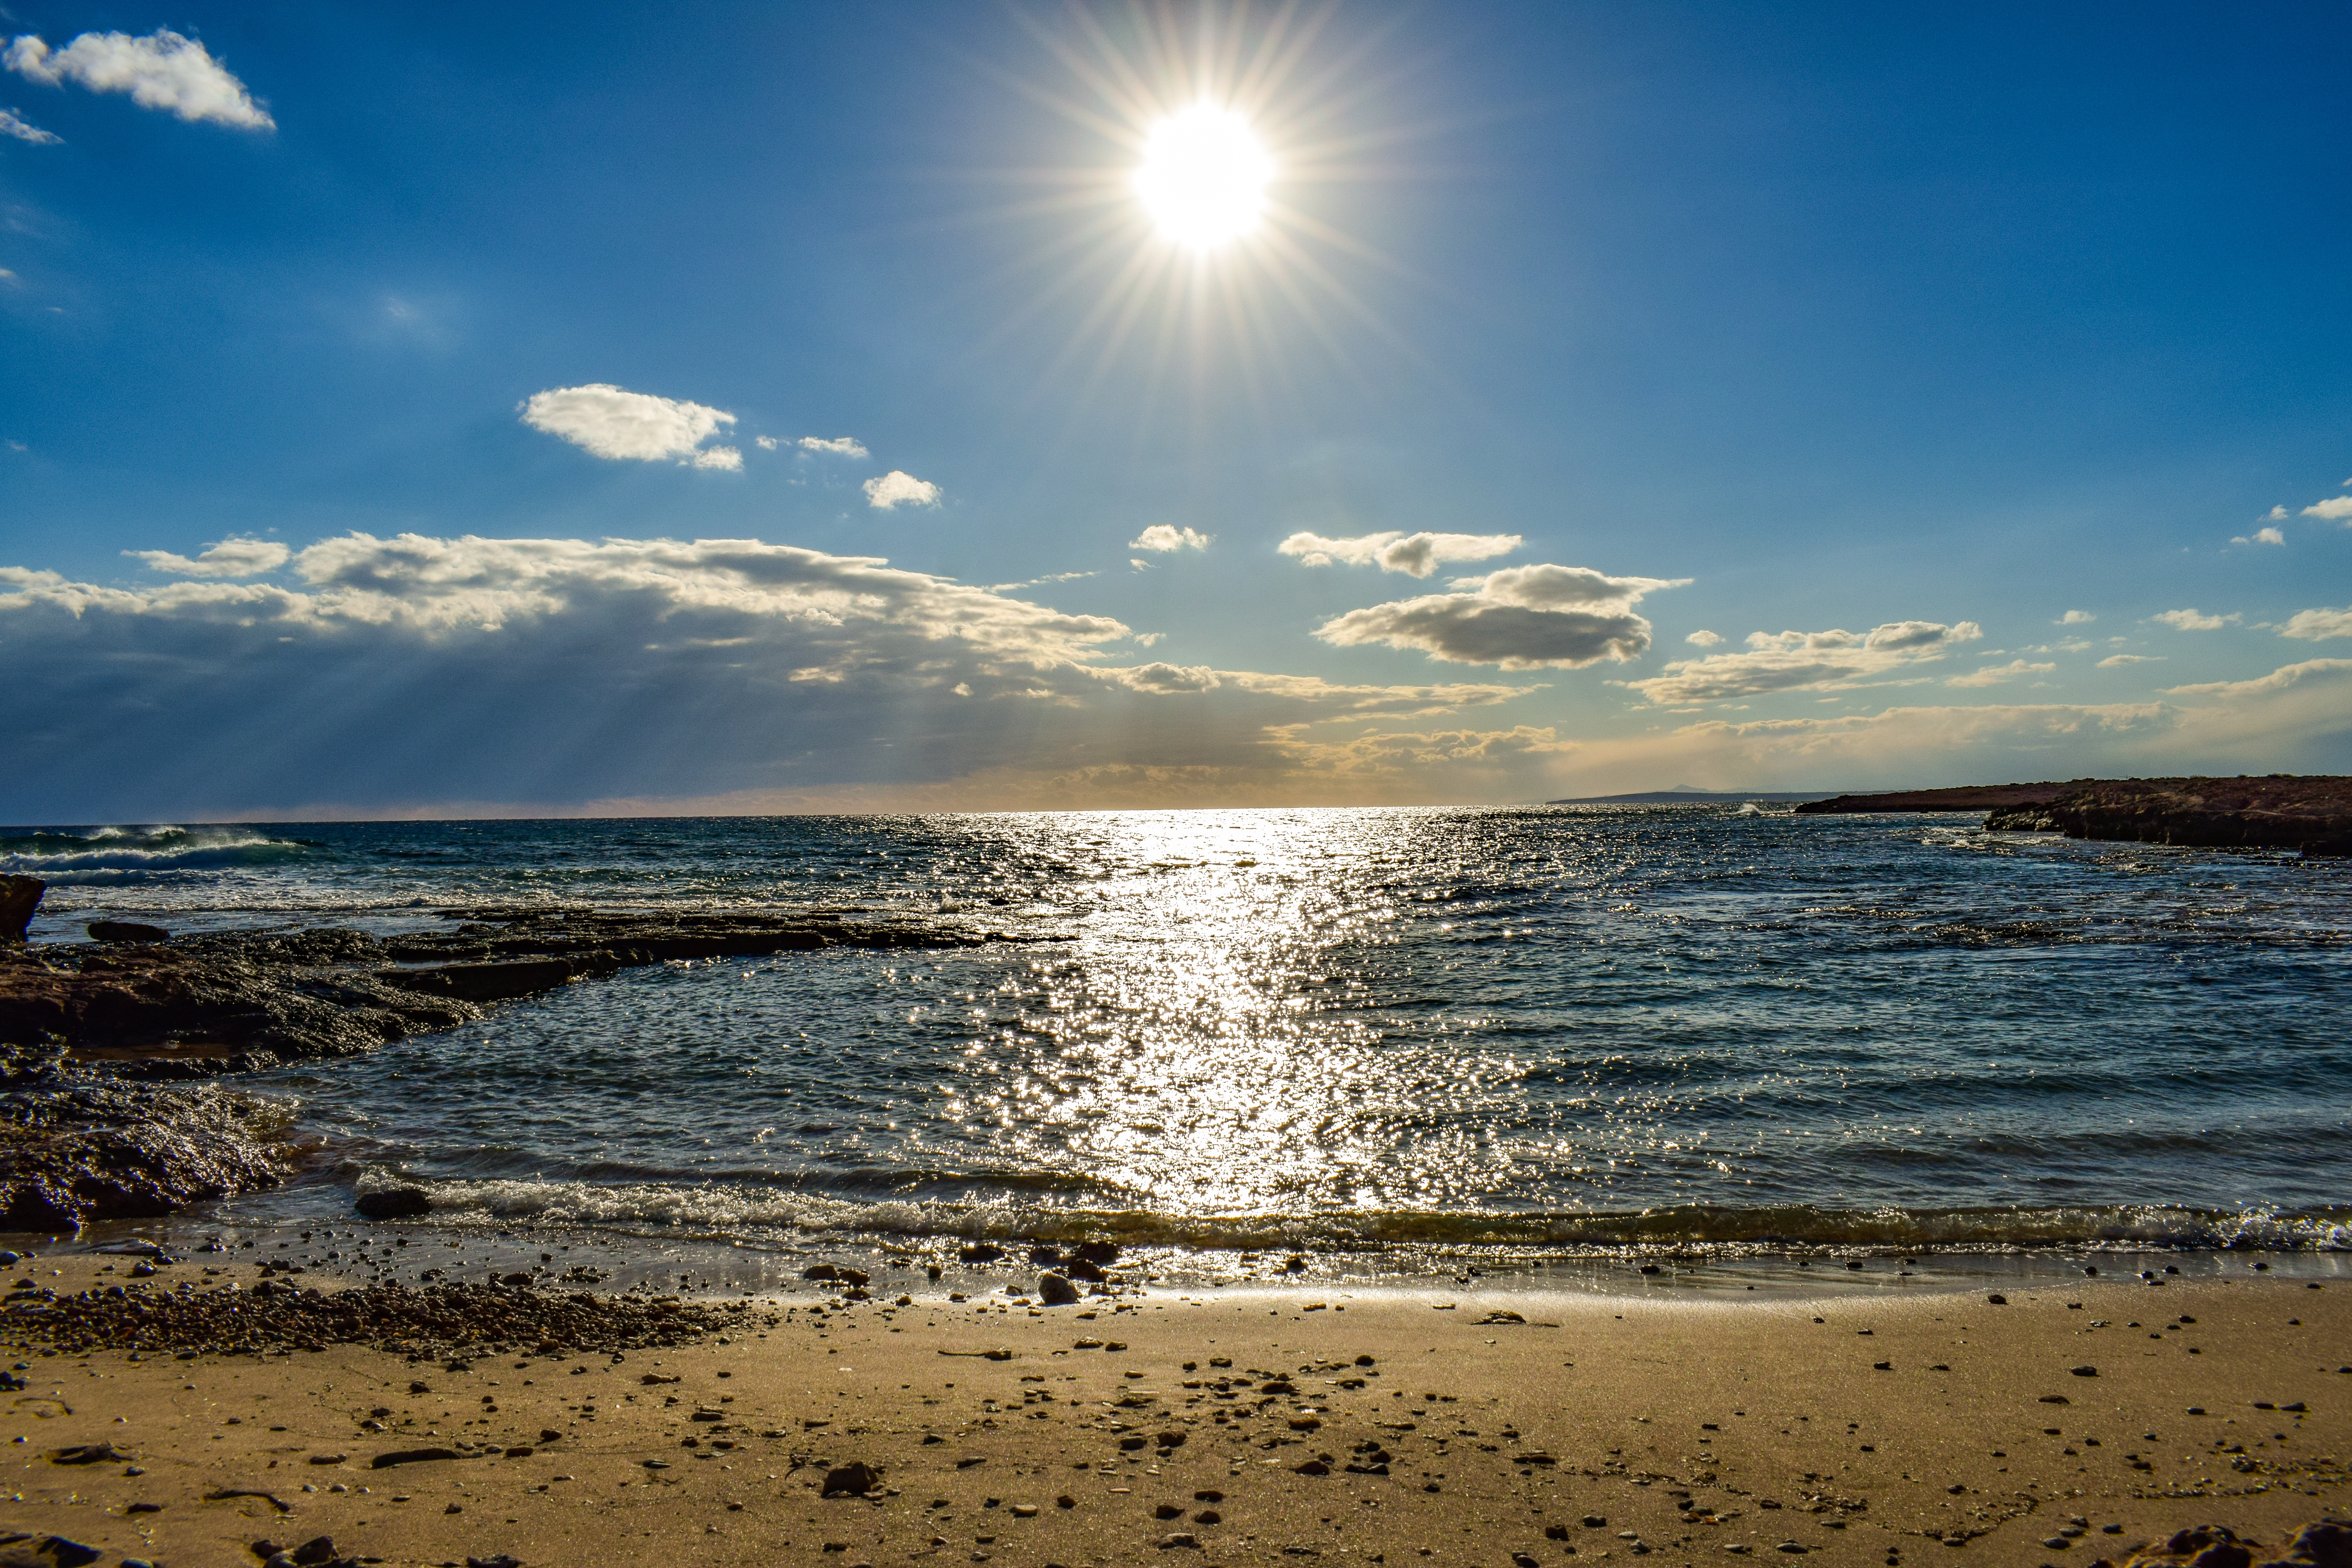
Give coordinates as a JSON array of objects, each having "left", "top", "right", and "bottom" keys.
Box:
[{"left": 5, "top": 1253, "right": 2346, "bottom": 1568}]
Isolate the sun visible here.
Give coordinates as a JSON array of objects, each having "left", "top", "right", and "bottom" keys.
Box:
[{"left": 1133, "top": 103, "right": 1273, "bottom": 250}]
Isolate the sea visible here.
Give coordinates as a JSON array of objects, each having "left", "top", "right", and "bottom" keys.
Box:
[{"left": 7, "top": 806, "right": 2350, "bottom": 1296}]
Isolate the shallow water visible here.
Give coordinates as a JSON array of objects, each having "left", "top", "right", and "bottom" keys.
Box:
[{"left": 11, "top": 806, "right": 2350, "bottom": 1265}]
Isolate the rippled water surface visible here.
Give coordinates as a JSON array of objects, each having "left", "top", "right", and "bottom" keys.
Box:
[{"left": 11, "top": 807, "right": 2350, "bottom": 1257}]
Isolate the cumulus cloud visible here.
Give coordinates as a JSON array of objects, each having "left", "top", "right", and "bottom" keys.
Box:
[
  {"left": 2265, "top": 505, "right": 2290, "bottom": 522},
  {"left": 756, "top": 436, "right": 778, "bottom": 450},
  {"left": 2232, "top": 526, "right": 2286, "bottom": 546},
  {"left": 1685, "top": 629, "right": 1723, "bottom": 647},
  {"left": 798, "top": 436, "right": 869, "bottom": 458},
  {"left": 1947, "top": 658, "right": 2054, "bottom": 688},
  {"left": 2097, "top": 653, "right": 2163, "bottom": 667},
  {"left": 2302, "top": 496, "right": 2352, "bottom": 522},
  {"left": 520, "top": 384, "right": 737, "bottom": 466},
  {"left": 124, "top": 537, "right": 289, "bottom": 578},
  {"left": 1277, "top": 530, "right": 1520, "bottom": 577},
  {"left": 2059, "top": 610, "right": 2096, "bottom": 625},
  {"left": 5, "top": 30, "right": 272, "bottom": 129},
  {"left": 0, "top": 107, "right": 59, "bottom": 143},
  {"left": 1314, "top": 564, "right": 1684, "bottom": 670},
  {"left": 1621, "top": 619, "right": 1983, "bottom": 704},
  {"left": 864, "top": 470, "right": 940, "bottom": 510},
  {"left": 1130, "top": 525, "right": 1211, "bottom": 552},
  {"left": 2150, "top": 608, "right": 2236, "bottom": 631},
  {"left": 2281, "top": 606, "right": 2352, "bottom": 641},
  {"left": 0, "top": 532, "right": 1550, "bottom": 818}
]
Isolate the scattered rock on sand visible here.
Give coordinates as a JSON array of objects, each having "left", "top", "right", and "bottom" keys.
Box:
[
  {"left": 1038, "top": 1272, "right": 1080, "bottom": 1305},
  {"left": 822, "top": 1461, "right": 884, "bottom": 1497},
  {"left": 354, "top": 1183, "right": 433, "bottom": 1218},
  {"left": 0, "top": 1535, "right": 102, "bottom": 1568}
]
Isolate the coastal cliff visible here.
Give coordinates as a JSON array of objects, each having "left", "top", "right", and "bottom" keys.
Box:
[{"left": 1799, "top": 775, "right": 2352, "bottom": 855}]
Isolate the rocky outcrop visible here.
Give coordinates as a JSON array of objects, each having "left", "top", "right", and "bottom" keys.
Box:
[
  {"left": 0, "top": 906, "right": 1036, "bottom": 1074},
  {"left": 1799, "top": 775, "right": 2352, "bottom": 855},
  {"left": 0, "top": 877, "right": 40, "bottom": 945},
  {"left": 1984, "top": 776, "right": 2352, "bottom": 856},
  {"left": 1796, "top": 782, "right": 2085, "bottom": 814},
  {"left": 0, "top": 1082, "right": 287, "bottom": 1232}
]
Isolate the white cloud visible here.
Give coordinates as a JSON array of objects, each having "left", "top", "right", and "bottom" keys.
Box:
[
  {"left": 0, "top": 106, "right": 59, "bottom": 143},
  {"left": 2166, "top": 658, "right": 2352, "bottom": 701},
  {"left": 1277, "top": 530, "right": 1521, "bottom": 577},
  {"left": 0, "top": 532, "right": 1559, "bottom": 817},
  {"left": 798, "top": 436, "right": 869, "bottom": 459},
  {"left": 2281, "top": 606, "right": 2352, "bottom": 641},
  {"left": 2231, "top": 526, "right": 2285, "bottom": 546},
  {"left": 2302, "top": 496, "right": 2352, "bottom": 522},
  {"left": 2150, "top": 608, "right": 2237, "bottom": 631},
  {"left": 687, "top": 446, "right": 742, "bottom": 471},
  {"left": 2058, "top": 610, "right": 2096, "bottom": 625},
  {"left": 5, "top": 30, "right": 272, "bottom": 130},
  {"left": 1947, "top": 658, "right": 2054, "bottom": 688},
  {"left": 864, "top": 470, "right": 940, "bottom": 510},
  {"left": 2264, "top": 505, "right": 2290, "bottom": 522},
  {"left": 1315, "top": 564, "right": 1684, "bottom": 670},
  {"left": 1684, "top": 629, "right": 1724, "bottom": 647},
  {"left": 520, "top": 384, "right": 737, "bottom": 466},
  {"left": 755, "top": 436, "right": 778, "bottom": 451},
  {"left": 1130, "top": 525, "right": 1211, "bottom": 552},
  {"left": 1622, "top": 619, "right": 1983, "bottom": 704},
  {"left": 2097, "top": 653, "right": 2163, "bottom": 667},
  {"left": 124, "top": 537, "right": 290, "bottom": 578}
]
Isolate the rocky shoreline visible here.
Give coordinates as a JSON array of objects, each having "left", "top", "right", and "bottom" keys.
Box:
[
  {"left": 1798, "top": 775, "right": 2352, "bottom": 856},
  {"left": 0, "top": 880, "right": 1052, "bottom": 1234}
]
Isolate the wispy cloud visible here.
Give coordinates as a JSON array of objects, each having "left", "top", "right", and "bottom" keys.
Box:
[
  {"left": 2281, "top": 606, "right": 2352, "bottom": 641},
  {"left": 2058, "top": 610, "right": 2096, "bottom": 625},
  {"left": 864, "top": 470, "right": 940, "bottom": 509},
  {"left": 0, "top": 106, "right": 58, "bottom": 143},
  {"left": 520, "top": 384, "right": 738, "bottom": 468},
  {"left": 2231, "top": 526, "right": 2285, "bottom": 546},
  {"left": 1947, "top": 658, "right": 2054, "bottom": 688},
  {"left": 2149, "top": 608, "right": 2237, "bottom": 631},
  {"left": 5, "top": 29, "right": 272, "bottom": 130},
  {"left": 1130, "top": 525, "right": 1210, "bottom": 552},
  {"left": 1316, "top": 564, "right": 1683, "bottom": 670},
  {"left": 2097, "top": 653, "right": 2163, "bottom": 667},
  {"left": 124, "top": 537, "right": 289, "bottom": 578},
  {"left": 1622, "top": 619, "right": 1982, "bottom": 704},
  {"left": 797, "top": 436, "right": 868, "bottom": 458},
  {"left": 1278, "top": 530, "right": 1520, "bottom": 577}
]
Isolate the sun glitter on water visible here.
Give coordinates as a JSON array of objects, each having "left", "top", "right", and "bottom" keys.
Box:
[{"left": 1134, "top": 103, "right": 1273, "bottom": 249}]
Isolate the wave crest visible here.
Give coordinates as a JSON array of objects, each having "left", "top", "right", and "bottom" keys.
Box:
[{"left": 0, "top": 824, "right": 312, "bottom": 882}]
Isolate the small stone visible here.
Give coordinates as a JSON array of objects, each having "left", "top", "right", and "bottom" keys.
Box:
[
  {"left": 1013, "top": 1504, "right": 1039, "bottom": 1518},
  {"left": 1195, "top": 1510, "right": 1221, "bottom": 1525},
  {"left": 1584, "top": 1517, "right": 1608, "bottom": 1529},
  {"left": 1157, "top": 1504, "right": 1186, "bottom": 1519},
  {"left": 2069, "top": 1365, "right": 2097, "bottom": 1377},
  {"left": 1294, "top": 1459, "right": 1330, "bottom": 1476},
  {"left": 1515, "top": 1555, "right": 1541, "bottom": 1567},
  {"left": 1039, "top": 1274, "right": 1081, "bottom": 1306},
  {"left": 1159, "top": 1534, "right": 1200, "bottom": 1550},
  {"left": 1986, "top": 1293, "right": 2007, "bottom": 1305}
]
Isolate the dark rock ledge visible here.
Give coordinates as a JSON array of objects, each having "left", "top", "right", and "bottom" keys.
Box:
[
  {"left": 1, "top": 884, "right": 1049, "bottom": 1232},
  {"left": 1798, "top": 774, "right": 2352, "bottom": 856}
]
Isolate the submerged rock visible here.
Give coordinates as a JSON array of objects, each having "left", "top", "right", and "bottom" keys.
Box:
[{"left": 86, "top": 921, "right": 170, "bottom": 945}]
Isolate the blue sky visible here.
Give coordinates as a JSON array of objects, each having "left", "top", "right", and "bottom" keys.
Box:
[{"left": 2, "top": 1, "right": 2348, "bottom": 818}]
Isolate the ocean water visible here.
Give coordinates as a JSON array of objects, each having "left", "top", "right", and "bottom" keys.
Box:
[{"left": 9, "top": 807, "right": 2351, "bottom": 1276}]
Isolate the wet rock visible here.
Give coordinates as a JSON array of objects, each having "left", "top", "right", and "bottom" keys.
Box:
[
  {"left": 0, "top": 878, "right": 40, "bottom": 946},
  {"left": 2, "top": 1083, "right": 287, "bottom": 1232},
  {"left": 1073, "top": 1240, "right": 1120, "bottom": 1266},
  {"left": 87, "top": 922, "right": 170, "bottom": 946},
  {"left": 802, "top": 1264, "right": 871, "bottom": 1286},
  {"left": 1066, "top": 1257, "right": 1107, "bottom": 1282},
  {"left": 354, "top": 1183, "right": 432, "bottom": 1219},
  {"left": 823, "top": 1461, "right": 884, "bottom": 1497},
  {"left": 960, "top": 1243, "right": 1005, "bottom": 1263},
  {"left": 1038, "top": 1272, "right": 1080, "bottom": 1306},
  {"left": 1029, "top": 1244, "right": 1064, "bottom": 1265}
]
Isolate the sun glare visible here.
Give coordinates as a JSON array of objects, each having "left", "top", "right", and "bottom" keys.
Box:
[{"left": 1134, "top": 103, "right": 1273, "bottom": 249}]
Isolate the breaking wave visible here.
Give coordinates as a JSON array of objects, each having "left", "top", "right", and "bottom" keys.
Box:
[
  {"left": 347, "top": 1171, "right": 2352, "bottom": 1256},
  {"left": 0, "top": 825, "right": 314, "bottom": 882}
]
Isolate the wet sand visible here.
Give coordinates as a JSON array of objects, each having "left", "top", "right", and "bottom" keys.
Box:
[{"left": 5, "top": 1256, "right": 2347, "bottom": 1567}]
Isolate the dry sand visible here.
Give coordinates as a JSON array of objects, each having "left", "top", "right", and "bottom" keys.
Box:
[{"left": 5, "top": 1255, "right": 2347, "bottom": 1568}]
